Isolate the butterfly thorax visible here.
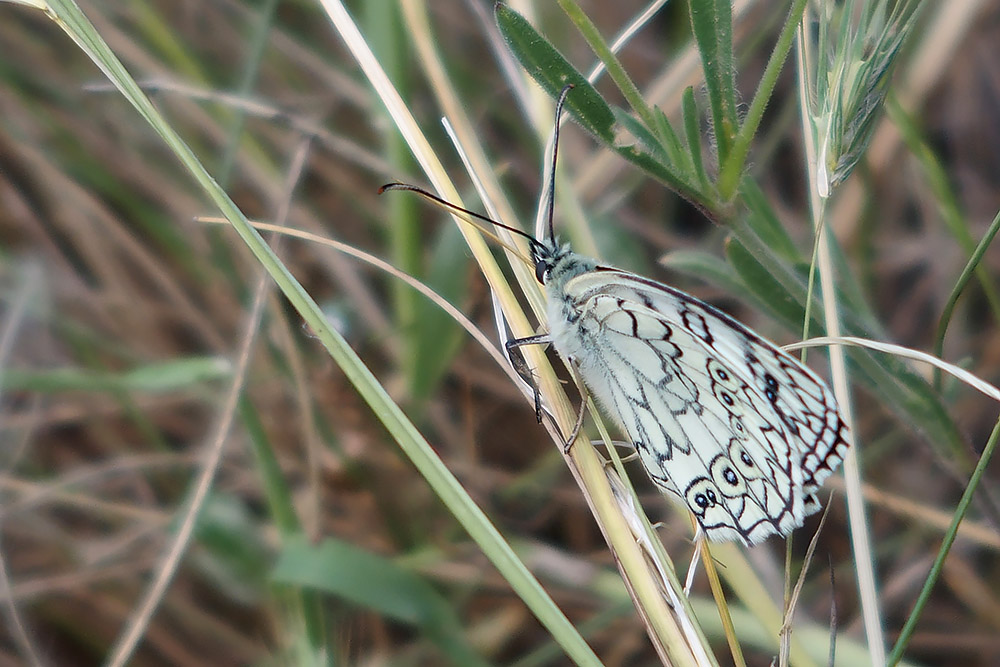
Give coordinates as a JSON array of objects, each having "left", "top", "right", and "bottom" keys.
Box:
[
  {"left": 533, "top": 240, "right": 597, "bottom": 291},
  {"left": 534, "top": 241, "right": 601, "bottom": 364}
]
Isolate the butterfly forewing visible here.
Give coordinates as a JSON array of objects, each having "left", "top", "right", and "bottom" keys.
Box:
[{"left": 548, "top": 259, "right": 848, "bottom": 545}]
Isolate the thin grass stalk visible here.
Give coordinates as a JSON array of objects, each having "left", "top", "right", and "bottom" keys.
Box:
[
  {"left": 795, "top": 13, "right": 885, "bottom": 666},
  {"left": 587, "top": 398, "right": 718, "bottom": 666},
  {"left": 398, "top": 0, "right": 545, "bottom": 321},
  {"left": 0, "top": 263, "right": 46, "bottom": 665},
  {"left": 809, "top": 117, "right": 886, "bottom": 667},
  {"left": 786, "top": 337, "right": 1000, "bottom": 404},
  {"left": 215, "top": 0, "right": 281, "bottom": 186},
  {"left": 367, "top": 0, "right": 424, "bottom": 399},
  {"left": 699, "top": 543, "right": 747, "bottom": 667},
  {"left": 584, "top": 0, "right": 670, "bottom": 85},
  {"left": 709, "top": 543, "right": 816, "bottom": 666}
]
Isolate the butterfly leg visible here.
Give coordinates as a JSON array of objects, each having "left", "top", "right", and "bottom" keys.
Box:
[
  {"left": 504, "top": 334, "right": 551, "bottom": 423},
  {"left": 506, "top": 335, "right": 588, "bottom": 450},
  {"left": 563, "top": 394, "right": 587, "bottom": 453},
  {"left": 561, "top": 366, "right": 590, "bottom": 452}
]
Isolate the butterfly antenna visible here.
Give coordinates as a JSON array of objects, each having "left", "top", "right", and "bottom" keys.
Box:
[
  {"left": 378, "top": 183, "right": 542, "bottom": 257},
  {"left": 545, "top": 85, "right": 574, "bottom": 244}
]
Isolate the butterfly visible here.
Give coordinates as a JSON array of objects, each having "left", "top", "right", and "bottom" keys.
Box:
[
  {"left": 383, "top": 87, "right": 849, "bottom": 546},
  {"left": 529, "top": 237, "right": 849, "bottom": 544}
]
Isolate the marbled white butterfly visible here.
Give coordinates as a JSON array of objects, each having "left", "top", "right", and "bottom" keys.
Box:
[{"left": 383, "top": 87, "right": 849, "bottom": 545}]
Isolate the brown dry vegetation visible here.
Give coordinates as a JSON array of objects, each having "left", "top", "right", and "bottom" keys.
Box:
[{"left": 2, "top": 1, "right": 1000, "bottom": 666}]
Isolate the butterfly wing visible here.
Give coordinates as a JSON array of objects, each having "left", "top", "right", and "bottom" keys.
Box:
[{"left": 548, "top": 265, "right": 849, "bottom": 544}]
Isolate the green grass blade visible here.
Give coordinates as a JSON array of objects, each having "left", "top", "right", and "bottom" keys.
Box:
[
  {"left": 409, "top": 222, "right": 470, "bottom": 402},
  {"left": 38, "top": 1, "right": 600, "bottom": 663},
  {"left": 933, "top": 207, "right": 1000, "bottom": 390}
]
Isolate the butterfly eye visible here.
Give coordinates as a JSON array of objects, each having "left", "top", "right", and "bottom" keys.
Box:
[{"left": 534, "top": 260, "right": 548, "bottom": 283}]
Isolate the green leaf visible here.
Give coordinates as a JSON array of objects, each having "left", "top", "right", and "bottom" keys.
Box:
[
  {"left": 496, "top": 4, "right": 717, "bottom": 212},
  {"left": 687, "top": 0, "right": 738, "bottom": 161},
  {"left": 192, "top": 494, "right": 271, "bottom": 603},
  {"left": 613, "top": 107, "right": 667, "bottom": 162},
  {"left": 495, "top": 3, "right": 615, "bottom": 143},
  {"left": 123, "top": 357, "right": 232, "bottom": 391},
  {"left": 273, "top": 537, "right": 490, "bottom": 667},
  {"left": 651, "top": 105, "right": 688, "bottom": 170},
  {"left": 681, "top": 87, "right": 709, "bottom": 191},
  {"left": 610, "top": 108, "right": 708, "bottom": 208}
]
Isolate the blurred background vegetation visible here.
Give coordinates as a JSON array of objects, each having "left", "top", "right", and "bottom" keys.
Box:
[{"left": 1, "top": 1, "right": 1000, "bottom": 665}]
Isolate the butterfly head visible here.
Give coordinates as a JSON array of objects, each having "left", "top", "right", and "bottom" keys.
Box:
[
  {"left": 529, "top": 236, "right": 566, "bottom": 284},
  {"left": 530, "top": 237, "right": 595, "bottom": 289},
  {"left": 530, "top": 238, "right": 558, "bottom": 284}
]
